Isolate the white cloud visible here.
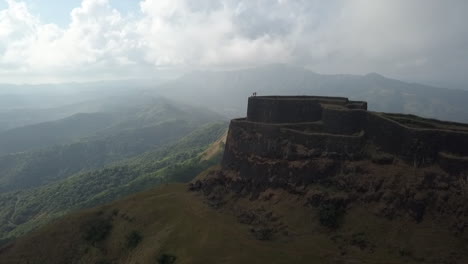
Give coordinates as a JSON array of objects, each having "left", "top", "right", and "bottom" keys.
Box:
[
  {"left": 0, "top": 0, "right": 467, "bottom": 87},
  {"left": 297, "top": 0, "right": 468, "bottom": 86},
  {"left": 136, "top": 0, "right": 294, "bottom": 67},
  {"left": 0, "top": 0, "right": 145, "bottom": 82}
]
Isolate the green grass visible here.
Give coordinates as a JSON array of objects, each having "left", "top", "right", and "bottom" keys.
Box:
[
  {"left": 0, "top": 122, "right": 227, "bottom": 242},
  {"left": 0, "top": 185, "right": 330, "bottom": 264},
  {"left": 3, "top": 183, "right": 464, "bottom": 264}
]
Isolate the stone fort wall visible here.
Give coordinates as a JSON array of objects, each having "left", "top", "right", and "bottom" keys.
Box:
[
  {"left": 222, "top": 119, "right": 365, "bottom": 164},
  {"left": 246, "top": 96, "right": 367, "bottom": 123},
  {"left": 365, "top": 112, "right": 468, "bottom": 165},
  {"left": 223, "top": 96, "right": 468, "bottom": 172}
]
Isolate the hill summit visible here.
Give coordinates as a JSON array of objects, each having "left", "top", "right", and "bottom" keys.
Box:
[
  {"left": 190, "top": 95, "right": 468, "bottom": 261},
  {"left": 2, "top": 96, "right": 468, "bottom": 264},
  {"left": 220, "top": 95, "right": 468, "bottom": 175}
]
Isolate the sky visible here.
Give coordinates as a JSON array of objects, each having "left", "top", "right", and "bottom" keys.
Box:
[
  {"left": 0, "top": 0, "right": 139, "bottom": 26},
  {"left": 0, "top": 0, "right": 467, "bottom": 89}
]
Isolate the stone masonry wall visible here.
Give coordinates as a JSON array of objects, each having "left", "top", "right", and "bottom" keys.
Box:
[
  {"left": 224, "top": 96, "right": 468, "bottom": 174},
  {"left": 247, "top": 97, "right": 323, "bottom": 123},
  {"left": 365, "top": 112, "right": 468, "bottom": 165},
  {"left": 322, "top": 108, "right": 367, "bottom": 135}
]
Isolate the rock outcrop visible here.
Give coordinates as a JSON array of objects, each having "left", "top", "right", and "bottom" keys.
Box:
[{"left": 190, "top": 96, "right": 468, "bottom": 262}]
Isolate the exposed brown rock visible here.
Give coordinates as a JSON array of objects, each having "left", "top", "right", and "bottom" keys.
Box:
[{"left": 190, "top": 96, "right": 468, "bottom": 243}]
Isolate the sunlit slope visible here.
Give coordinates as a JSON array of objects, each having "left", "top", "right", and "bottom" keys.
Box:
[
  {"left": 0, "top": 123, "right": 227, "bottom": 243},
  {"left": 0, "top": 184, "right": 331, "bottom": 264},
  {"left": 2, "top": 181, "right": 465, "bottom": 264}
]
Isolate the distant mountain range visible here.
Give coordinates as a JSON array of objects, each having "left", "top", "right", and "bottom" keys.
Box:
[
  {"left": 0, "top": 89, "right": 228, "bottom": 242},
  {"left": 0, "top": 122, "right": 227, "bottom": 242},
  {"left": 0, "top": 66, "right": 467, "bottom": 263},
  {"left": 0, "top": 96, "right": 225, "bottom": 193},
  {"left": 158, "top": 64, "right": 468, "bottom": 123},
  {"left": 2, "top": 65, "right": 467, "bottom": 131},
  {"left": 0, "top": 79, "right": 169, "bottom": 131}
]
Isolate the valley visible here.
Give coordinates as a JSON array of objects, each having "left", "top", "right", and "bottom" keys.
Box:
[
  {"left": 0, "top": 68, "right": 468, "bottom": 263},
  {"left": 1, "top": 95, "right": 467, "bottom": 263}
]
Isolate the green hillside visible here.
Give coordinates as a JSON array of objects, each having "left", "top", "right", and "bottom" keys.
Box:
[
  {"left": 2, "top": 181, "right": 464, "bottom": 264},
  {"left": 0, "top": 96, "right": 223, "bottom": 156},
  {"left": 0, "top": 120, "right": 195, "bottom": 193},
  {"left": 0, "top": 80, "right": 165, "bottom": 132},
  {"left": 0, "top": 122, "right": 227, "bottom": 244},
  {"left": 0, "top": 96, "right": 225, "bottom": 193},
  {"left": 0, "top": 112, "right": 119, "bottom": 155}
]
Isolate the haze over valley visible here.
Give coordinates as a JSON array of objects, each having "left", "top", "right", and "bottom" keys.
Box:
[{"left": 0, "top": 1, "right": 468, "bottom": 263}]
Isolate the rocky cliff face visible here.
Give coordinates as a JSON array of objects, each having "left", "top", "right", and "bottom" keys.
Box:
[
  {"left": 2, "top": 96, "right": 467, "bottom": 264},
  {"left": 190, "top": 96, "right": 468, "bottom": 263}
]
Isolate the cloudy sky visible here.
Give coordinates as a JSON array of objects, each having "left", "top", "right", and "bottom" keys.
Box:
[{"left": 0, "top": 0, "right": 467, "bottom": 88}]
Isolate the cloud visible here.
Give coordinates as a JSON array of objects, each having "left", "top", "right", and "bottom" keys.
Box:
[
  {"left": 0, "top": 0, "right": 146, "bottom": 82},
  {"left": 307, "top": 1, "right": 468, "bottom": 82},
  {"left": 0, "top": 0, "right": 467, "bottom": 87},
  {"left": 137, "top": 0, "right": 296, "bottom": 67}
]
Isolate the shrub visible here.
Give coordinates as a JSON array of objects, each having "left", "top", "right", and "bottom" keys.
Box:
[
  {"left": 371, "top": 153, "right": 394, "bottom": 165},
  {"left": 0, "top": 237, "right": 13, "bottom": 248},
  {"left": 250, "top": 227, "right": 274, "bottom": 241},
  {"left": 399, "top": 248, "right": 413, "bottom": 257},
  {"left": 318, "top": 203, "right": 345, "bottom": 229},
  {"left": 157, "top": 254, "right": 177, "bottom": 264},
  {"left": 350, "top": 232, "right": 368, "bottom": 249},
  {"left": 82, "top": 217, "right": 113, "bottom": 245},
  {"left": 112, "top": 209, "right": 119, "bottom": 216},
  {"left": 96, "top": 260, "right": 112, "bottom": 264},
  {"left": 126, "top": 230, "right": 142, "bottom": 249}
]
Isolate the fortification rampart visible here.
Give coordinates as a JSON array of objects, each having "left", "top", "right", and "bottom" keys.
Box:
[
  {"left": 322, "top": 108, "right": 367, "bottom": 135},
  {"left": 365, "top": 112, "right": 468, "bottom": 165},
  {"left": 246, "top": 96, "right": 367, "bottom": 123},
  {"left": 222, "top": 118, "right": 365, "bottom": 167},
  {"left": 223, "top": 96, "right": 468, "bottom": 174},
  {"left": 247, "top": 97, "right": 323, "bottom": 123}
]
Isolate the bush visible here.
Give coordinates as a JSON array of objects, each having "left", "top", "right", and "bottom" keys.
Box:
[
  {"left": 350, "top": 232, "right": 368, "bottom": 249},
  {"left": 157, "top": 254, "right": 177, "bottom": 264},
  {"left": 112, "top": 209, "right": 119, "bottom": 216},
  {"left": 371, "top": 153, "right": 394, "bottom": 165},
  {"left": 126, "top": 230, "right": 142, "bottom": 249},
  {"left": 96, "top": 260, "right": 112, "bottom": 264},
  {"left": 0, "top": 237, "right": 13, "bottom": 248},
  {"left": 399, "top": 248, "right": 413, "bottom": 257},
  {"left": 82, "top": 217, "right": 113, "bottom": 245},
  {"left": 318, "top": 203, "right": 345, "bottom": 229},
  {"left": 250, "top": 227, "right": 274, "bottom": 241}
]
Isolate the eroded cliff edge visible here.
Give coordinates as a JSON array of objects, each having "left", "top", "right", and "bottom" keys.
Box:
[{"left": 191, "top": 96, "right": 468, "bottom": 263}]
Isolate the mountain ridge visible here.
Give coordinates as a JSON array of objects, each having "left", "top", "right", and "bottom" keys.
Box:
[
  {"left": 0, "top": 122, "right": 227, "bottom": 243},
  {"left": 2, "top": 95, "right": 467, "bottom": 263},
  {"left": 158, "top": 65, "right": 468, "bottom": 123}
]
